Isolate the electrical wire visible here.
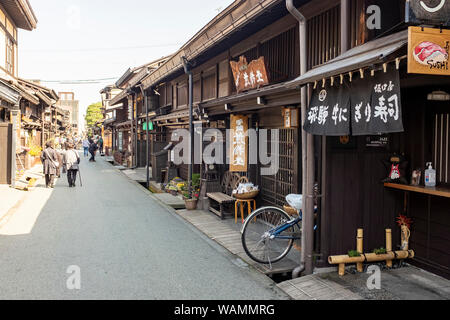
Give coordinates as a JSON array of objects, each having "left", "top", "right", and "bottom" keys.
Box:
[
  {"left": 22, "top": 43, "right": 182, "bottom": 53},
  {"left": 39, "top": 77, "right": 118, "bottom": 85}
]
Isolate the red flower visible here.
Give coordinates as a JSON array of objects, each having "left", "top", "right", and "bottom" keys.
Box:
[{"left": 396, "top": 214, "right": 413, "bottom": 229}]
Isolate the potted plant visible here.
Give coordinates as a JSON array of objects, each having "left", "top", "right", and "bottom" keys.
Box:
[
  {"left": 182, "top": 188, "right": 199, "bottom": 210},
  {"left": 182, "top": 177, "right": 201, "bottom": 210}
]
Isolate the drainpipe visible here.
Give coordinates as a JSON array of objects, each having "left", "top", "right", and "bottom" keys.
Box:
[
  {"left": 139, "top": 83, "right": 150, "bottom": 189},
  {"left": 182, "top": 56, "right": 194, "bottom": 195},
  {"left": 286, "top": 0, "right": 313, "bottom": 278},
  {"left": 341, "top": 0, "right": 349, "bottom": 52}
]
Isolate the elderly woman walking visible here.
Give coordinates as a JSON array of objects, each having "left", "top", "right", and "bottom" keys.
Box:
[
  {"left": 40, "top": 141, "right": 59, "bottom": 188},
  {"left": 63, "top": 142, "right": 81, "bottom": 188}
]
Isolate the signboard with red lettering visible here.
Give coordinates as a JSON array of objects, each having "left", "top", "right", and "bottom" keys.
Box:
[
  {"left": 408, "top": 26, "right": 450, "bottom": 76},
  {"left": 230, "top": 56, "right": 269, "bottom": 93}
]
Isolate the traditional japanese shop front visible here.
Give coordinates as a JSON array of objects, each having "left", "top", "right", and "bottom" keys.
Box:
[
  {"left": 290, "top": 29, "right": 450, "bottom": 279},
  {"left": 201, "top": 69, "right": 302, "bottom": 208}
]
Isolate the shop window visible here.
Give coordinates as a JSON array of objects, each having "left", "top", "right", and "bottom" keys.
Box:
[
  {"left": 307, "top": 5, "right": 341, "bottom": 69},
  {"left": 260, "top": 128, "right": 297, "bottom": 207},
  {"left": 6, "top": 37, "right": 14, "bottom": 75},
  {"left": 202, "top": 68, "right": 217, "bottom": 101},
  {"left": 260, "top": 27, "right": 298, "bottom": 83},
  {"left": 176, "top": 82, "right": 188, "bottom": 108}
]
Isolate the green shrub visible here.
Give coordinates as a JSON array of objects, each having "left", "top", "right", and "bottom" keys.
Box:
[
  {"left": 348, "top": 250, "right": 361, "bottom": 257},
  {"left": 373, "top": 247, "right": 387, "bottom": 255}
]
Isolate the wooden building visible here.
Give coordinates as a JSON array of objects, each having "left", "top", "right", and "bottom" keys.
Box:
[
  {"left": 102, "top": 0, "right": 450, "bottom": 279},
  {"left": 288, "top": 0, "right": 450, "bottom": 278},
  {"left": 107, "top": 56, "right": 170, "bottom": 168}
]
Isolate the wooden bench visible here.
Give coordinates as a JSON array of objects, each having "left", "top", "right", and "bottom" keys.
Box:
[{"left": 207, "top": 172, "right": 247, "bottom": 219}]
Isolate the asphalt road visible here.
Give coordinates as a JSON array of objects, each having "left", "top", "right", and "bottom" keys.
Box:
[{"left": 0, "top": 152, "right": 288, "bottom": 300}]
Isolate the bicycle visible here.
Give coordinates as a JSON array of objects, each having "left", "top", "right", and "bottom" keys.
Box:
[{"left": 241, "top": 194, "right": 313, "bottom": 266}]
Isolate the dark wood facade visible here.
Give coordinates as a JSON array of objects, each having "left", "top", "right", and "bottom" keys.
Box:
[{"left": 107, "top": 0, "right": 450, "bottom": 279}]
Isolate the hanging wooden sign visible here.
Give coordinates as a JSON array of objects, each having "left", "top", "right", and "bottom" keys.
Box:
[
  {"left": 230, "top": 114, "right": 248, "bottom": 172},
  {"left": 283, "top": 108, "right": 299, "bottom": 128},
  {"left": 408, "top": 26, "right": 450, "bottom": 76},
  {"left": 230, "top": 56, "right": 269, "bottom": 93}
]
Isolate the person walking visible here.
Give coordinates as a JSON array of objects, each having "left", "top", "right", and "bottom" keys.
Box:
[
  {"left": 98, "top": 136, "right": 104, "bottom": 156},
  {"left": 40, "top": 141, "right": 59, "bottom": 188},
  {"left": 89, "top": 139, "right": 99, "bottom": 162},
  {"left": 63, "top": 142, "right": 81, "bottom": 187},
  {"left": 82, "top": 138, "right": 90, "bottom": 158}
]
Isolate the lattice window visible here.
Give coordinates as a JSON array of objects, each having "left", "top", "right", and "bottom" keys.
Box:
[
  {"left": 260, "top": 129, "right": 297, "bottom": 207},
  {"left": 307, "top": 5, "right": 340, "bottom": 69}
]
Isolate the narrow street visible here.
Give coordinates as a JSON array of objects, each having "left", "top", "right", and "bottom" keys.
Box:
[{"left": 0, "top": 154, "right": 288, "bottom": 300}]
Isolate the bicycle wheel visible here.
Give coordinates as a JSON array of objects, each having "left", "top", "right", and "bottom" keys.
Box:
[{"left": 241, "top": 207, "right": 296, "bottom": 264}]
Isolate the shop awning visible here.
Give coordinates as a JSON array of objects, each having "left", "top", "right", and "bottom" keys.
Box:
[
  {"left": 22, "top": 117, "right": 41, "bottom": 129},
  {"left": 0, "top": 79, "right": 21, "bottom": 105},
  {"left": 13, "top": 82, "right": 40, "bottom": 105},
  {"left": 153, "top": 110, "right": 190, "bottom": 122},
  {"left": 106, "top": 103, "right": 124, "bottom": 112},
  {"left": 109, "top": 90, "right": 128, "bottom": 107},
  {"left": 116, "top": 120, "right": 132, "bottom": 129},
  {"left": 288, "top": 30, "right": 408, "bottom": 88}
]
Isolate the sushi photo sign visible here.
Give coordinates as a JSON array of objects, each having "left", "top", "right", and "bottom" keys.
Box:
[{"left": 408, "top": 26, "right": 450, "bottom": 76}]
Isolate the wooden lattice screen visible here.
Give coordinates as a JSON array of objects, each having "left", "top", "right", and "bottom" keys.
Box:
[
  {"left": 433, "top": 113, "right": 450, "bottom": 185},
  {"left": 260, "top": 128, "right": 297, "bottom": 207}
]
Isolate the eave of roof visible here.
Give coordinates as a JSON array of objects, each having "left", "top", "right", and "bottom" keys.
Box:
[
  {"left": 287, "top": 30, "right": 409, "bottom": 87},
  {"left": 109, "top": 89, "right": 129, "bottom": 107},
  {"left": 1, "top": 0, "right": 37, "bottom": 30},
  {"left": 142, "top": 0, "right": 285, "bottom": 90}
]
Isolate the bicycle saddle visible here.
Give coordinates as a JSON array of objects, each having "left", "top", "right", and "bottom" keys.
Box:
[{"left": 286, "top": 194, "right": 303, "bottom": 211}]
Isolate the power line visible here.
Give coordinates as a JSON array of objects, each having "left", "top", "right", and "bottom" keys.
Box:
[
  {"left": 22, "top": 43, "right": 182, "bottom": 53},
  {"left": 39, "top": 77, "right": 118, "bottom": 85}
]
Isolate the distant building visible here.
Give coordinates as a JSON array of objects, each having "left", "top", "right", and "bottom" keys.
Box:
[{"left": 56, "top": 92, "right": 79, "bottom": 135}]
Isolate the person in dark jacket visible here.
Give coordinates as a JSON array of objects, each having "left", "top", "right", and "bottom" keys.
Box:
[
  {"left": 98, "top": 137, "right": 104, "bottom": 156},
  {"left": 89, "top": 139, "right": 99, "bottom": 162},
  {"left": 40, "top": 141, "right": 59, "bottom": 188}
]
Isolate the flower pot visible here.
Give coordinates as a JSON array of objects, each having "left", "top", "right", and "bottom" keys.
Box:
[{"left": 184, "top": 199, "right": 198, "bottom": 210}]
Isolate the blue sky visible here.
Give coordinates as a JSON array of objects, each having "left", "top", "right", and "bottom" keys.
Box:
[{"left": 18, "top": 0, "right": 234, "bottom": 131}]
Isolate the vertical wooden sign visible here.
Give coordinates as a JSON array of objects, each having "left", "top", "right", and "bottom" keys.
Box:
[
  {"left": 230, "top": 114, "right": 248, "bottom": 172},
  {"left": 11, "top": 111, "right": 21, "bottom": 153}
]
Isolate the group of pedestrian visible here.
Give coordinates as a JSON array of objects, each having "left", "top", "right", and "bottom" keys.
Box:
[
  {"left": 82, "top": 135, "right": 102, "bottom": 162},
  {"left": 41, "top": 135, "right": 103, "bottom": 189}
]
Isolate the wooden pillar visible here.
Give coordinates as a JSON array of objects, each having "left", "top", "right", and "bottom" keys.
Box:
[
  {"left": 338, "top": 263, "right": 345, "bottom": 276},
  {"left": 386, "top": 229, "right": 393, "bottom": 268},
  {"left": 357, "top": 229, "right": 364, "bottom": 272}
]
